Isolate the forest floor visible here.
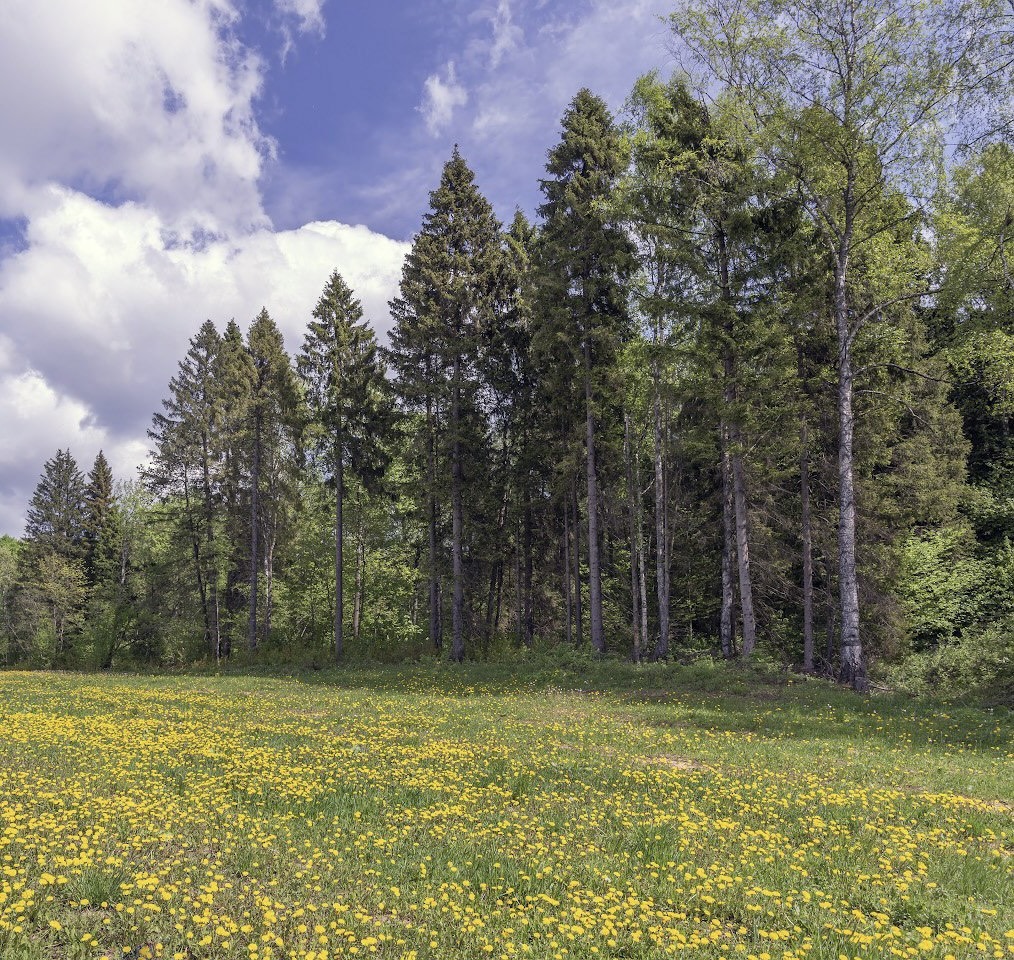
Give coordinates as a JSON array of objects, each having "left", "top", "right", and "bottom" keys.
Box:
[{"left": 0, "top": 662, "right": 1010, "bottom": 960}]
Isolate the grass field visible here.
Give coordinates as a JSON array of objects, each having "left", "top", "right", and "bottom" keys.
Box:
[{"left": 0, "top": 662, "right": 1010, "bottom": 960}]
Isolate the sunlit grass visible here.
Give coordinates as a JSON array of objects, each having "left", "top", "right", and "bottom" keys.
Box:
[{"left": 0, "top": 663, "right": 1010, "bottom": 959}]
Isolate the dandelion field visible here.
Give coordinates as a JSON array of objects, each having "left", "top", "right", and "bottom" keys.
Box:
[{"left": 0, "top": 666, "right": 1010, "bottom": 960}]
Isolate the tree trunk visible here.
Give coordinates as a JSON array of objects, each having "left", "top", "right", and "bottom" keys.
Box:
[
  {"left": 523, "top": 501, "right": 534, "bottom": 647},
  {"left": 652, "top": 358, "right": 670, "bottom": 659},
  {"left": 515, "top": 518, "right": 523, "bottom": 646},
  {"left": 624, "top": 412, "right": 641, "bottom": 661},
  {"left": 716, "top": 223, "right": 756, "bottom": 659},
  {"left": 731, "top": 438, "right": 757, "bottom": 656},
  {"left": 200, "top": 432, "right": 220, "bottom": 661},
  {"left": 584, "top": 339, "right": 605, "bottom": 654},
  {"left": 334, "top": 438, "right": 344, "bottom": 661},
  {"left": 720, "top": 428, "right": 735, "bottom": 659},
  {"left": 800, "top": 415, "right": 815, "bottom": 673},
  {"left": 635, "top": 436, "right": 649, "bottom": 656},
  {"left": 183, "top": 470, "right": 211, "bottom": 653},
  {"left": 494, "top": 563, "right": 504, "bottom": 632},
  {"left": 248, "top": 410, "right": 260, "bottom": 652},
  {"left": 427, "top": 392, "right": 440, "bottom": 653},
  {"left": 485, "top": 482, "right": 509, "bottom": 637},
  {"left": 835, "top": 260, "right": 865, "bottom": 690},
  {"left": 451, "top": 357, "right": 465, "bottom": 662},
  {"left": 265, "top": 536, "right": 275, "bottom": 639},
  {"left": 562, "top": 503, "right": 573, "bottom": 646},
  {"left": 572, "top": 483, "right": 583, "bottom": 647},
  {"left": 353, "top": 498, "right": 365, "bottom": 643}
]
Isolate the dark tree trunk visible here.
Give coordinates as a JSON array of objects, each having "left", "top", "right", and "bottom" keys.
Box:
[
  {"left": 571, "top": 483, "right": 583, "bottom": 647},
  {"left": 562, "top": 504, "right": 573, "bottom": 645},
  {"left": 800, "top": 416, "right": 815, "bottom": 673},
  {"left": 515, "top": 519, "right": 523, "bottom": 646},
  {"left": 248, "top": 411, "right": 261, "bottom": 652},
  {"left": 451, "top": 357, "right": 465, "bottom": 663},
  {"left": 624, "top": 412, "right": 641, "bottom": 661},
  {"left": 584, "top": 339, "right": 604, "bottom": 654},
  {"left": 635, "top": 436, "right": 648, "bottom": 656},
  {"left": 523, "top": 502, "right": 534, "bottom": 646},
  {"left": 427, "top": 393, "right": 441, "bottom": 652},
  {"left": 720, "top": 429, "right": 735, "bottom": 659},
  {"left": 200, "top": 432, "right": 220, "bottom": 660},
  {"left": 334, "top": 436, "right": 344, "bottom": 661},
  {"left": 183, "top": 471, "right": 211, "bottom": 653}
]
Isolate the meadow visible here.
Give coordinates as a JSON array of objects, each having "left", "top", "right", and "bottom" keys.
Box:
[{"left": 0, "top": 663, "right": 1010, "bottom": 960}]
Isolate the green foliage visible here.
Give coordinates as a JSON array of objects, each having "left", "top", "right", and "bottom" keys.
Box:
[{"left": 7, "top": 51, "right": 1014, "bottom": 701}]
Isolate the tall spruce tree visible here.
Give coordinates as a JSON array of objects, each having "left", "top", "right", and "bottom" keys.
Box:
[
  {"left": 146, "top": 320, "right": 224, "bottom": 659},
  {"left": 83, "top": 450, "right": 116, "bottom": 585},
  {"left": 24, "top": 449, "right": 87, "bottom": 562},
  {"left": 388, "top": 148, "right": 506, "bottom": 662},
  {"left": 216, "top": 320, "right": 256, "bottom": 655},
  {"left": 536, "top": 89, "right": 635, "bottom": 655},
  {"left": 246, "top": 309, "right": 297, "bottom": 652},
  {"left": 299, "top": 271, "right": 391, "bottom": 660}
]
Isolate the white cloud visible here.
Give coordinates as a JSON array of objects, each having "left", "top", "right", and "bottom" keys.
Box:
[
  {"left": 0, "top": 188, "right": 408, "bottom": 535},
  {"left": 275, "top": 0, "right": 327, "bottom": 35},
  {"left": 489, "top": 0, "right": 523, "bottom": 67},
  {"left": 0, "top": 0, "right": 269, "bottom": 233},
  {"left": 420, "top": 62, "right": 469, "bottom": 136},
  {"left": 0, "top": 0, "right": 410, "bottom": 535}
]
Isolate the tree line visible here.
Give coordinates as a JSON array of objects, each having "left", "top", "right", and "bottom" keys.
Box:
[{"left": 3, "top": 0, "right": 1014, "bottom": 695}]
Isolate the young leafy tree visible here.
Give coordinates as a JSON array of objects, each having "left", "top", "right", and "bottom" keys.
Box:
[
  {"left": 537, "top": 89, "right": 636, "bottom": 655},
  {"left": 670, "top": 0, "right": 996, "bottom": 688},
  {"left": 299, "top": 271, "right": 391, "bottom": 660}
]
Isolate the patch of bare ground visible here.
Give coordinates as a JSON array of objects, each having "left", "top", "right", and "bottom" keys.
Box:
[{"left": 646, "top": 754, "right": 707, "bottom": 772}]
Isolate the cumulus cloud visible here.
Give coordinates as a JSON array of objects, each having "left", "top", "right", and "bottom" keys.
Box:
[
  {"left": 0, "top": 0, "right": 407, "bottom": 535},
  {"left": 0, "top": 0, "right": 270, "bottom": 233},
  {"left": 420, "top": 62, "right": 469, "bottom": 136},
  {"left": 0, "top": 187, "right": 407, "bottom": 534}
]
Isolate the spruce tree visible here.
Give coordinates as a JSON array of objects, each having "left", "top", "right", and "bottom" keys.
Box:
[
  {"left": 83, "top": 450, "right": 116, "bottom": 585},
  {"left": 536, "top": 89, "right": 635, "bottom": 655},
  {"left": 246, "top": 309, "right": 297, "bottom": 652},
  {"left": 388, "top": 148, "right": 506, "bottom": 662},
  {"left": 146, "top": 320, "right": 224, "bottom": 659},
  {"left": 24, "top": 449, "right": 87, "bottom": 562},
  {"left": 299, "top": 271, "right": 391, "bottom": 660}
]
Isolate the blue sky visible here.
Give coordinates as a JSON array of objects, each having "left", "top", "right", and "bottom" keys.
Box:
[
  {"left": 0, "top": 0, "right": 673, "bottom": 534},
  {"left": 250, "top": 0, "right": 675, "bottom": 236}
]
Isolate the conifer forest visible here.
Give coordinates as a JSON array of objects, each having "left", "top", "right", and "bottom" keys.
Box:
[{"left": 5, "top": 0, "right": 1014, "bottom": 702}]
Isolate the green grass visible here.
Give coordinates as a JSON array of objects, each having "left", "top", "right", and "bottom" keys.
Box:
[{"left": 0, "top": 660, "right": 1010, "bottom": 960}]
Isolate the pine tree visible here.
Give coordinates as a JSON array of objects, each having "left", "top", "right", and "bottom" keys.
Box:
[
  {"left": 536, "top": 89, "right": 635, "bottom": 655},
  {"left": 299, "top": 271, "right": 391, "bottom": 660}
]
